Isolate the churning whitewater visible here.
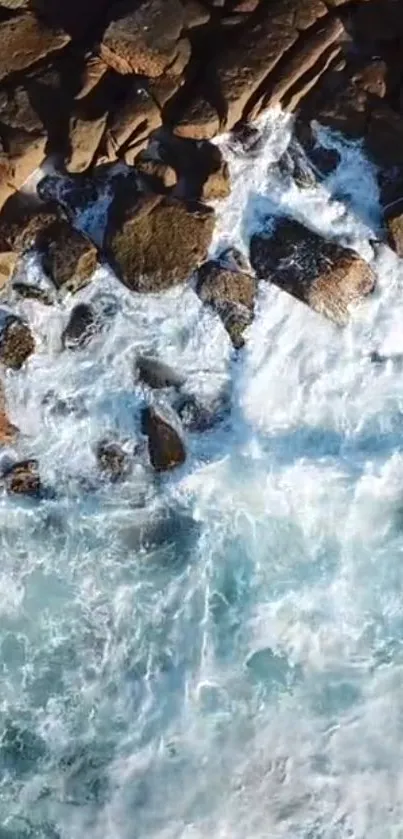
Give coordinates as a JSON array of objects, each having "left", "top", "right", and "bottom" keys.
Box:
[{"left": 2, "top": 109, "right": 403, "bottom": 839}]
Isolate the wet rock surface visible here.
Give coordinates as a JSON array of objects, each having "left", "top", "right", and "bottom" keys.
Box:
[
  {"left": 2, "top": 459, "right": 41, "bottom": 496},
  {"left": 142, "top": 405, "right": 186, "bottom": 471},
  {"left": 0, "top": 310, "right": 34, "bottom": 369},
  {"left": 96, "top": 439, "right": 130, "bottom": 482},
  {"left": 250, "top": 217, "right": 376, "bottom": 325}
]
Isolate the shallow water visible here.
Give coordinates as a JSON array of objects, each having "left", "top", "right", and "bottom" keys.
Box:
[{"left": 2, "top": 109, "right": 403, "bottom": 839}]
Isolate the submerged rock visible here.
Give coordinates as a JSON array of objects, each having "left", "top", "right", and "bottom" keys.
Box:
[
  {"left": 141, "top": 405, "right": 186, "bottom": 471},
  {"left": 195, "top": 258, "right": 256, "bottom": 348},
  {"left": 105, "top": 193, "right": 215, "bottom": 293},
  {"left": 250, "top": 217, "right": 375, "bottom": 325},
  {"left": 2, "top": 459, "right": 41, "bottom": 496},
  {"left": 0, "top": 310, "right": 34, "bottom": 369},
  {"left": 136, "top": 355, "right": 185, "bottom": 390},
  {"left": 62, "top": 303, "right": 96, "bottom": 350},
  {"left": 96, "top": 439, "right": 129, "bottom": 482},
  {"left": 0, "top": 381, "right": 17, "bottom": 445}
]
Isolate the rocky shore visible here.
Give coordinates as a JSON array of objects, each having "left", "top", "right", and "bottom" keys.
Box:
[{"left": 0, "top": 0, "right": 402, "bottom": 482}]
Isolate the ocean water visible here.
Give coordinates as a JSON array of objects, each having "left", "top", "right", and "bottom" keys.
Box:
[{"left": 1, "top": 109, "right": 403, "bottom": 839}]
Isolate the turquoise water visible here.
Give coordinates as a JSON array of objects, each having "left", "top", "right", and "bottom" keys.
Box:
[{"left": 1, "top": 111, "right": 403, "bottom": 838}]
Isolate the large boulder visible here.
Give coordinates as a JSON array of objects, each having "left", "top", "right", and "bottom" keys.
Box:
[
  {"left": 250, "top": 217, "right": 375, "bottom": 325},
  {"left": 100, "top": 0, "right": 189, "bottom": 78},
  {"left": 195, "top": 255, "right": 256, "bottom": 348},
  {"left": 0, "top": 202, "right": 99, "bottom": 294},
  {"left": 0, "top": 13, "right": 70, "bottom": 82},
  {"left": 0, "top": 309, "right": 34, "bottom": 369},
  {"left": 105, "top": 193, "right": 215, "bottom": 292},
  {"left": 136, "top": 356, "right": 185, "bottom": 389},
  {"left": 62, "top": 303, "right": 96, "bottom": 349},
  {"left": 142, "top": 405, "right": 186, "bottom": 471}
]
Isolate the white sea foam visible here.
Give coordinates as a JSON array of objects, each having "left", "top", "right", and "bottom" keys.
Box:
[{"left": 1, "top": 109, "right": 403, "bottom": 839}]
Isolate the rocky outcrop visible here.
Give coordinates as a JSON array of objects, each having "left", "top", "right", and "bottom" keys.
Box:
[
  {"left": 142, "top": 405, "right": 186, "bottom": 471},
  {"left": 0, "top": 309, "right": 34, "bottom": 369},
  {"left": 0, "top": 13, "right": 70, "bottom": 82},
  {"left": 250, "top": 217, "right": 375, "bottom": 325},
  {"left": 195, "top": 255, "right": 256, "bottom": 347},
  {"left": 105, "top": 192, "right": 215, "bottom": 292}
]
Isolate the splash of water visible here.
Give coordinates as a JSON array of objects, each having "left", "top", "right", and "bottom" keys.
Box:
[{"left": 1, "top": 109, "right": 403, "bottom": 839}]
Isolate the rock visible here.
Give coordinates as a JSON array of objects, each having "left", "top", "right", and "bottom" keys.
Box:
[
  {"left": 136, "top": 355, "right": 185, "bottom": 389},
  {"left": 105, "top": 193, "right": 215, "bottom": 293},
  {"left": 96, "top": 439, "right": 129, "bottom": 481},
  {"left": 0, "top": 252, "right": 17, "bottom": 288},
  {"left": 0, "top": 310, "right": 34, "bottom": 369},
  {"left": 2, "top": 459, "right": 41, "bottom": 496},
  {"left": 66, "top": 113, "right": 108, "bottom": 173},
  {"left": 195, "top": 258, "right": 256, "bottom": 346},
  {"left": 142, "top": 405, "right": 186, "bottom": 471},
  {"left": 134, "top": 152, "right": 177, "bottom": 190},
  {"left": 0, "top": 381, "right": 17, "bottom": 445},
  {"left": 201, "top": 156, "right": 231, "bottom": 201},
  {"left": 210, "top": 0, "right": 329, "bottom": 130},
  {"left": 249, "top": 217, "right": 375, "bottom": 325},
  {"left": 101, "top": 83, "right": 162, "bottom": 165},
  {"left": 366, "top": 106, "right": 403, "bottom": 168},
  {"left": 294, "top": 121, "right": 340, "bottom": 176},
  {"left": 175, "top": 393, "right": 223, "bottom": 432},
  {"left": 173, "top": 95, "right": 220, "bottom": 141},
  {"left": 0, "top": 81, "right": 48, "bottom": 208},
  {"left": 62, "top": 303, "right": 96, "bottom": 349},
  {"left": 0, "top": 13, "right": 70, "bottom": 83},
  {"left": 276, "top": 142, "right": 318, "bottom": 189},
  {"left": 385, "top": 203, "right": 403, "bottom": 258},
  {"left": 100, "top": 0, "right": 188, "bottom": 78}
]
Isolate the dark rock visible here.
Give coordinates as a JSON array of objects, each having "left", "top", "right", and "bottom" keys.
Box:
[
  {"left": 141, "top": 405, "right": 186, "bottom": 471},
  {"left": 175, "top": 393, "right": 224, "bottom": 432},
  {"left": 173, "top": 95, "right": 220, "bottom": 141},
  {"left": 152, "top": 131, "right": 230, "bottom": 201},
  {"left": 228, "top": 124, "right": 265, "bottom": 157},
  {"left": 103, "top": 84, "right": 162, "bottom": 165},
  {"left": 62, "top": 303, "right": 96, "bottom": 349},
  {"left": 276, "top": 142, "right": 318, "bottom": 189},
  {"left": 105, "top": 193, "right": 215, "bottom": 292},
  {"left": 294, "top": 121, "right": 340, "bottom": 177},
  {"left": 195, "top": 257, "right": 256, "bottom": 346},
  {"left": 96, "top": 439, "right": 129, "bottom": 482},
  {"left": 3, "top": 459, "right": 41, "bottom": 496},
  {"left": 134, "top": 151, "right": 177, "bottom": 190},
  {"left": 366, "top": 106, "right": 403, "bottom": 168},
  {"left": 136, "top": 356, "right": 185, "bottom": 389},
  {"left": 250, "top": 217, "right": 375, "bottom": 325},
  {"left": 0, "top": 310, "right": 34, "bottom": 369}
]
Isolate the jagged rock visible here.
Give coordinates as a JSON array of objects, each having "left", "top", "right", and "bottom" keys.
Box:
[
  {"left": 250, "top": 16, "right": 344, "bottom": 119},
  {"left": 201, "top": 156, "right": 231, "bottom": 201},
  {"left": 173, "top": 95, "right": 220, "bottom": 141},
  {"left": 105, "top": 193, "right": 215, "bottom": 292},
  {"left": 276, "top": 142, "right": 318, "bottom": 189},
  {"left": 100, "top": 0, "right": 188, "bottom": 78},
  {"left": 66, "top": 113, "right": 108, "bottom": 173},
  {"left": 0, "top": 381, "right": 17, "bottom": 445},
  {"left": 142, "top": 405, "right": 186, "bottom": 471},
  {"left": 175, "top": 392, "right": 224, "bottom": 432},
  {"left": 0, "top": 13, "right": 70, "bottom": 82},
  {"left": 151, "top": 131, "right": 230, "bottom": 200},
  {"left": 136, "top": 355, "right": 185, "bottom": 389},
  {"left": 0, "top": 310, "right": 34, "bottom": 369},
  {"left": 2, "top": 459, "right": 41, "bottom": 496},
  {"left": 0, "top": 82, "right": 48, "bottom": 208},
  {"left": 75, "top": 54, "right": 109, "bottom": 101},
  {"left": 250, "top": 217, "right": 375, "bottom": 325},
  {"left": 134, "top": 151, "right": 177, "bottom": 190},
  {"left": 195, "top": 258, "right": 256, "bottom": 347},
  {"left": 62, "top": 303, "right": 96, "bottom": 349},
  {"left": 210, "top": 0, "right": 329, "bottom": 130},
  {"left": 0, "top": 202, "right": 99, "bottom": 294},
  {"left": 103, "top": 85, "right": 162, "bottom": 164},
  {"left": 96, "top": 439, "right": 129, "bottom": 481}
]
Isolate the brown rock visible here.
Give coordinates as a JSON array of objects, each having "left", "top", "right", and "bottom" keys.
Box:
[
  {"left": 66, "top": 113, "right": 108, "bottom": 173},
  {"left": 135, "top": 152, "right": 177, "bottom": 189},
  {"left": 44, "top": 221, "right": 98, "bottom": 293},
  {"left": 182, "top": 0, "right": 210, "bottom": 28},
  {"left": 201, "top": 157, "right": 231, "bottom": 201},
  {"left": 385, "top": 201, "right": 403, "bottom": 257},
  {"left": 195, "top": 257, "right": 256, "bottom": 347},
  {"left": 100, "top": 0, "right": 187, "bottom": 78},
  {"left": 0, "top": 310, "right": 34, "bottom": 369},
  {"left": 105, "top": 193, "right": 215, "bottom": 293},
  {"left": 212, "top": 0, "right": 328, "bottom": 130},
  {"left": 250, "top": 217, "right": 375, "bottom": 325},
  {"left": 3, "top": 459, "right": 41, "bottom": 496},
  {"left": 104, "top": 85, "right": 162, "bottom": 162},
  {"left": 142, "top": 405, "right": 186, "bottom": 471},
  {"left": 0, "top": 13, "right": 70, "bottom": 82},
  {"left": 173, "top": 95, "right": 220, "bottom": 141},
  {"left": 75, "top": 54, "right": 109, "bottom": 101}
]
